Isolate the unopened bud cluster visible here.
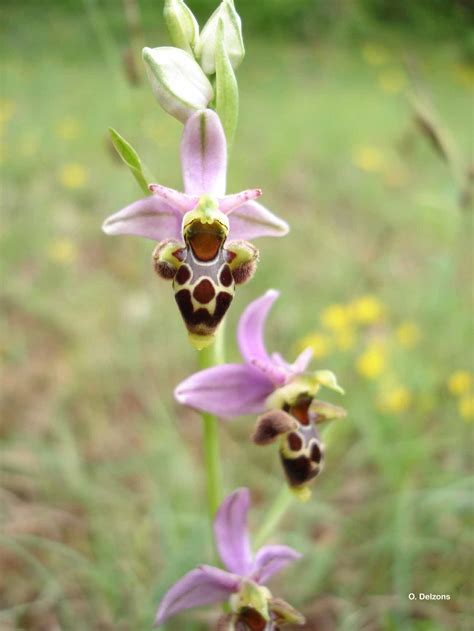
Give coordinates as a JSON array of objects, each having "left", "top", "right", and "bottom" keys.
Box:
[{"left": 144, "top": 0, "right": 244, "bottom": 129}]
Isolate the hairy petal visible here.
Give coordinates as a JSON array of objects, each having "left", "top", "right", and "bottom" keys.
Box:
[
  {"left": 148, "top": 183, "right": 199, "bottom": 213},
  {"left": 102, "top": 196, "right": 182, "bottom": 241},
  {"left": 252, "top": 545, "right": 302, "bottom": 585},
  {"left": 291, "top": 347, "right": 314, "bottom": 374},
  {"left": 237, "top": 289, "right": 279, "bottom": 365},
  {"left": 155, "top": 565, "right": 240, "bottom": 627},
  {"left": 227, "top": 201, "right": 289, "bottom": 241},
  {"left": 181, "top": 109, "right": 227, "bottom": 196},
  {"left": 250, "top": 358, "right": 288, "bottom": 387},
  {"left": 214, "top": 488, "right": 253, "bottom": 576},
  {"left": 174, "top": 364, "right": 274, "bottom": 418}
]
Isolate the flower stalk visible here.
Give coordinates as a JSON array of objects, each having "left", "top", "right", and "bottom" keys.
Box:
[
  {"left": 199, "top": 321, "right": 226, "bottom": 520},
  {"left": 254, "top": 486, "right": 293, "bottom": 549}
]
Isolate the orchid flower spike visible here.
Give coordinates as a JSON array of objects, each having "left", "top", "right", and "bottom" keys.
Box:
[
  {"left": 103, "top": 110, "right": 288, "bottom": 350},
  {"left": 155, "top": 488, "right": 304, "bottom": 629},
  {"left": 175, "top": 290, "right": 347, "bottom": 500}
]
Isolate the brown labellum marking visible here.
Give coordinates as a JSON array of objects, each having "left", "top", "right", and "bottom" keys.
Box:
[
  {"left": 175, "top": 264, "right": 192, "bottom": 285},
  {"left": 154, "top": 260, "right": 176, "bottom": 280},
  {"left": 232, "top": 258, "right": 257, "bottom": 285},
  {"left": 175, "top": 288, "right": 233, "bottom": 336},
  {"left": 252, "top": 410, "right": 297, "bottom": 445},
  {"left": 214, "top": 291, "right": 233, "bottom": 320},
  {"left": 193, "top": 279, "right": 216, "bottom": 304},
  {"left": 172, "top": 247, "right": 186, "bottom": 262},
  {"left": 175, "top": 289, "right": 194, "bottom": 323},
  {"left": 187, "top": 225, "right": 223, "bottom": 262},
  {"left": 289, "top": 394, "right": 312, "bottom": 426},
  {"left": 287, "top": 432, "right": 303, "bottom": 452},
  {"left": 310, "top": 441, "right": 323, "bottom": 463},
  {"left": 219, "top": 264, "right": 233, "bottom": 287},
  {"left": 237, "top": 608, "right": 267, "bottom": 631},
  {"left": 280, "top": 453, "right": 319, "bottom": 487},
  {"left": 225, "top": 250, "right": 237, "bottom": 263}
]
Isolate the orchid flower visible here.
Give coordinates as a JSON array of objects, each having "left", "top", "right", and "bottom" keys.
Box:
[
  {"left": 103, "top": 109, "right": 288, "bottom": 349},
  {"left": 156, "top": 488, "right": 304, "bottom": 629},
  {"left": 175, "top": 290, "right": 347, "bottom": 499}
]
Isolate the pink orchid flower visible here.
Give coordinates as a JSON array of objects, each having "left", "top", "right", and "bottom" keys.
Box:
[
  {"left": 103, "top": 110, "right": 288, "bottom": 349},
  {"left": 156, "top": 488, "right": 304, "bottom": 629}
]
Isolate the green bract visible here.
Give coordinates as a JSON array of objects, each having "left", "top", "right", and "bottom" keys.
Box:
[
  {"left": 215, "top": 17, "right": 239, "bottom": 148},
  {"left": 143, "top": 46, "right": 214, "bottom": 122},
  {"left": 108, "top": 127, "right": 152, "bottom": 195}
]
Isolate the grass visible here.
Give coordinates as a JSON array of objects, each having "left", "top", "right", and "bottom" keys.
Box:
[{"left": 1, "top": 2, "right": 473, "bottom": 630}]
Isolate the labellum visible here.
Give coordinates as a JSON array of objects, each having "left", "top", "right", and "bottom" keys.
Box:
[
  {"left": 173, "top": 214, "right": 235, "bottom": 348},
  {"left": 253, "top": 388, "right": 345, "bottom": 500},
  {"left": 153, "top": 196, "right": 258, "bottom": 349}
]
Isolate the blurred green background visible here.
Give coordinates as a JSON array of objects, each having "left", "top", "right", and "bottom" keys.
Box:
[{"left": 1, "top": 1, "right": 473, "bottom": 630}]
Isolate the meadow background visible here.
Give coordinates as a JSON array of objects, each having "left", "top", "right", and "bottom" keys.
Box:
[{"left": 1, "top": 1, "right": 473, "bottom": 629}]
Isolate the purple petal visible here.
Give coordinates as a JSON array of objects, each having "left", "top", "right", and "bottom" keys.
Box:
[
  {"left": 252, "top": 545, "right": 302, "bottom": 585},
  {"left": 148, "top": 183, "right": 198, "bottom": 213},
  {"left": 227, "top": 201, "right": 289, "bottom": 241},
  {"left": 155, "top": 565, "right": 240, "bottom": 627},
  {"left": 291, "top": 347, "right": 313, "bottom": 374},
  {"left": 214, "top": 488, "right": 253, "bottom": 576},
  {"left": 250, "top": 358, "right": 288, "bottom": 387},
  {"left": 174, "top": 364, "right": 274, "bottom": 418},
  {"left": 218, "top": 189, "right": 262, "bottom": 214},
  {"left": 181, "top": 109, "right": 227, "bottom": 196},
  {"left": 237, "top": 290, "right": 279, "bottom": 365},
  {"left": 102, "top": 196, "right": 182, "bottom": 241}
]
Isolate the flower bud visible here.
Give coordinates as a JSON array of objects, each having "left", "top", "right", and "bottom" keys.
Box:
[
  {"left": 163, "top": 0, "right": 199, "bottom": 55},
  {"left": 142, "top": 46, "right": 214, "bottom": 123},
  {"left": 196, "top": 0, "right": 245, "bottom": 75}
]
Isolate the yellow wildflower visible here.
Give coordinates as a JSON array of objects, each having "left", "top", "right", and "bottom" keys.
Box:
[
  {"left": 361, "top": 43, "right": 390, "bottom": 66},
  {"left": 356, "top": 344, "right": 386, "bottom": 379},
  {"left": 59, "top": 163, "right": 88, "bottom": 189},
  {"left": 321, "top": 304, "right": 351, "bottom": 332},
  {"left": 56, "top": 116, "right": 81, "bottom": 140},
  {"left": 458, "top": 395, "right": 474, "bottom": 421},
  {"left": 352, "top": 146, "right": 386, "bottom": 173},
  {"left": 0, "top": 99, "right": 16, "bottom": 124},
  {"left": 447, "top": 370, "right": 471, "bottom": 396},
  {"left": 334, "top": 328, "right": 356, "bottom": 351},
  {"left": 377, "top": 385, "right": 412, "bottom": 413},
  {"left": 350, "top": 295, "right": 384, "bottom": 325},
  {"left": 48, "top": 238, "right": 78, "bottom": 264},
  {"left": 378, "top": 69, "right": 406, "bottom": 94},
  {"left": 396, "top": 321, "right": 421, "bottom": 349},
  {"left": 299, "top": 333, "right": 331, "bottom": 360}
]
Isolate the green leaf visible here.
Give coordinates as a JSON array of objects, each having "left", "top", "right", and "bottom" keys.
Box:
[
  {"left": 108, "top": 127, "right": 151, "bottom": 195},
  {"left": 215, "top": 17, "right": 238, "bottom": 151}
]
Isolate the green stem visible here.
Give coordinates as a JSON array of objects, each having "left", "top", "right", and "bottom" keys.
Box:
[
  {"left": 254, "top": 486, "right": 293, "bottom": 549},
  {"left": 198, "top": 323, "right": 226, "bottom": 521}
]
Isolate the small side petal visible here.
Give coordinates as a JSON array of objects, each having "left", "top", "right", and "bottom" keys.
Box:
[
  {"left": 149, "top": 183, "right": 198, "bottom": 213},
  {"left": 155, "top": 565, "right": 239, "bottom": 627},
  {"left": 291, "top": 347, "right": 313, "bottom": 374},
  {"left": 181, "top": 109, "right": 227, "bottom": 196},
  {"left": 227, "top": 201, "right": 289, "bottom": 241},
  {"left": 174, "top": 364, "right": 274, "bottom": 418},
  {"left": 218, "top": 188, "right": 262, "bottom": 214},
  {"left": 252, "top": 545, "right": 302, "bottom": 585},
  {"left": 237, "top": 290, "right": 279, "bottom": 364},
  {"left": 214, "top": 488, "right": 253, "bottom": 576},
  {"left": 102, "top": 196, "right": 182, "bottom": 241}
]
